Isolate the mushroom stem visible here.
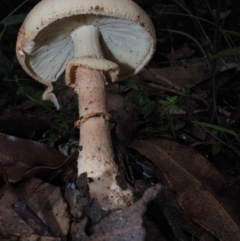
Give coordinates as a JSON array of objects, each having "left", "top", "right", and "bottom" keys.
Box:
[
  {"left": 71, "top": 25, "right": 104, "bottom": 58},
  {"left": 75, "top": 67, "right": 133, "bottom": 210},
  {"left": 69, "top": 24, "right": 133, "bottom": 210}
]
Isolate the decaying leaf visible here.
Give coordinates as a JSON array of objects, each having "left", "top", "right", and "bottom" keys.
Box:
[
  {"left": 149, "top": 59, "right": 207, "bottom": 90},
  {"left": 82, "top": 184, "right": 162, "bottom": 241},
  {"left": 0, "top": 133, "right": 66, "bottom": 182},
  {"left": 129, "top": 139, "right": 240, "bottom": 241},
  {"left": 150, "top": 66, "right": 192, "bottom": 90},
  {"left": 0, "top": 178, "right": 70, "bottom": 240},
  {"left": 18, "top": 178, "right": 70, "bottom": 238},
  {"left": 13, "top": 200, "right": 56, "bottom": 237},
  {"left": 186, "top": 58, "right": 207, "bottom": 83},
  {"left": 0, "top": 185, "right": 33, "bottom": 238}
]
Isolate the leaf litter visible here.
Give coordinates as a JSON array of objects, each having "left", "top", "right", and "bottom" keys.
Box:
[
  {"left": 0, "top": 133, "right": 66, "bottom": 182},
  {"left": 129, "top": 138, "right": 240, "bottom": 241}
]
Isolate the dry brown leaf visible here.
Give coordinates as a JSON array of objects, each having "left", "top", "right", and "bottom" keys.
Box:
[
  {"left": 0, "top": 133, "right": 66, "bottom": 182},
  {"left": 149, "top": 60, "right": 207, "bottom": 90},
  {"left": 129, "top": 139, "right": 240, "bottom": 241},
  {"left": 0, "top": 185, "right": 33, "bottom": 238},
  {"left": 0, "top": 178, "right": 70, "bottom": 240},
  {"left": 187, "top": 58, "right": 207, "bottom": 83},
  {"left": 139, "top": 68, "right": 162, "bottom": 83},
  {"left": 13, "top": 199, "right": 56, "bottom": 237},
  {"left": 18, "top": 178, "right": 70, "bottom": 238},
  {"left": 142, "top": 139, "right": 225, "bottom": 191},
  {"left": 82, "top": 184, "right": 162, "bottom": 241},
  {"left": 149, "top": 66, "right": 193, "bottom": 90}
]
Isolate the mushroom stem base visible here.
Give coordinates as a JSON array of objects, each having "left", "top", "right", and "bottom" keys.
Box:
[{"left": 75, "top": 67, "right": 133, "bottom": 210}]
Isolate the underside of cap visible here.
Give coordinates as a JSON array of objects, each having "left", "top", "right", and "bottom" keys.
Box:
[
  {"left": 66, "top": 57, "right": 119, "bottom": 88},
  {"left": 16, "top": 0, "right": 156, "bottom": 86}
]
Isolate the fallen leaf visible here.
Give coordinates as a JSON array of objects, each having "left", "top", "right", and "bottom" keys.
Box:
[
  {"left": 0, "top": 185, "right": 33, "bottom": 238},
  {"left": 149, "top": 66, "right": 193, "bottom": 90},
  {"left": 18, "top": 178, "right": 70, "bottom": 238},
  {"left": 82, "top": 184, "right": 162, "bottom": 241},
  {"left": 149, "top": 60, "right": 207, "bottom": 90},
  {"left": 0, "top": 133, "right": 66, "bottom": 182},
  {"left": 0, "top": 178, "right": 70, "bottom": 240},
  {"left": 186, "top": 58, "right": 207, "bottom": 83},
  {"left": 129, "top": 139, "right": 240, "bottom": 241},
  {"left": 13, "top": 199, "right": 56, "bottom": 237}
]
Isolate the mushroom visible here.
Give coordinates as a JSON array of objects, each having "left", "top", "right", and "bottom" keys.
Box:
[{"left": 16, "top": 0, "right": 156, "bottom": 210}]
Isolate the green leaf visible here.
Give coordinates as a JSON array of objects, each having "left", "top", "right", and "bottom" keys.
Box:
[
  {"left": 32, "top": 91, "right": 43, "bottom": 102},
  {"left": 126, "top": 82, "right": 139, "bottom": 90},
  {"left": 16, "top": 86, "right": 24, "bottom": 95},
  {"left": 170, "top": 104, "right": 179, "bottom": 111},
  {"left": 159, "top": 96, "right": 178, "bottom": 106},
  {"left": 223, "top": 30, "right": 240, "bottom": 37},
  {"left": 0, "top": 98, "right": 7, "bottom": 106},
  {"left": 159, "top": 99, "right": 170, "bottom": 106},
  {"left": 210, "top": 47, "right": 240, "bottom": 60},
  {"left": 25, "top": 86, "right": 35, "bottom": 96},
  {"left": 17, "top": 85, "right": 35, "bottom": 97},
  {"left": 0, "top": 53, "right": 12, "bottom": 75},
  {"left": 192, "top": 121, "right": 240, "bottom": 142},
  {"left": 2, "top": 14, "right": 27, "bottom": 26},
  {"left": 213, "top": 9, "right": 231, "bottom": 20},
  {"left": 168, "top": 96, "right": 178, "bottom": 103},
  {"left": 171, "top": 120, "right": 186, "bottom": 131},
  {"left": 212, "top": 143, "right": 222, "bottom": 156}
]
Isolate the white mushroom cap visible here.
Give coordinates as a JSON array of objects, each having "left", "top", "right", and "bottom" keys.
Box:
[{"left": 16, "top": 0, "right": 156, "bottom": 86}]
